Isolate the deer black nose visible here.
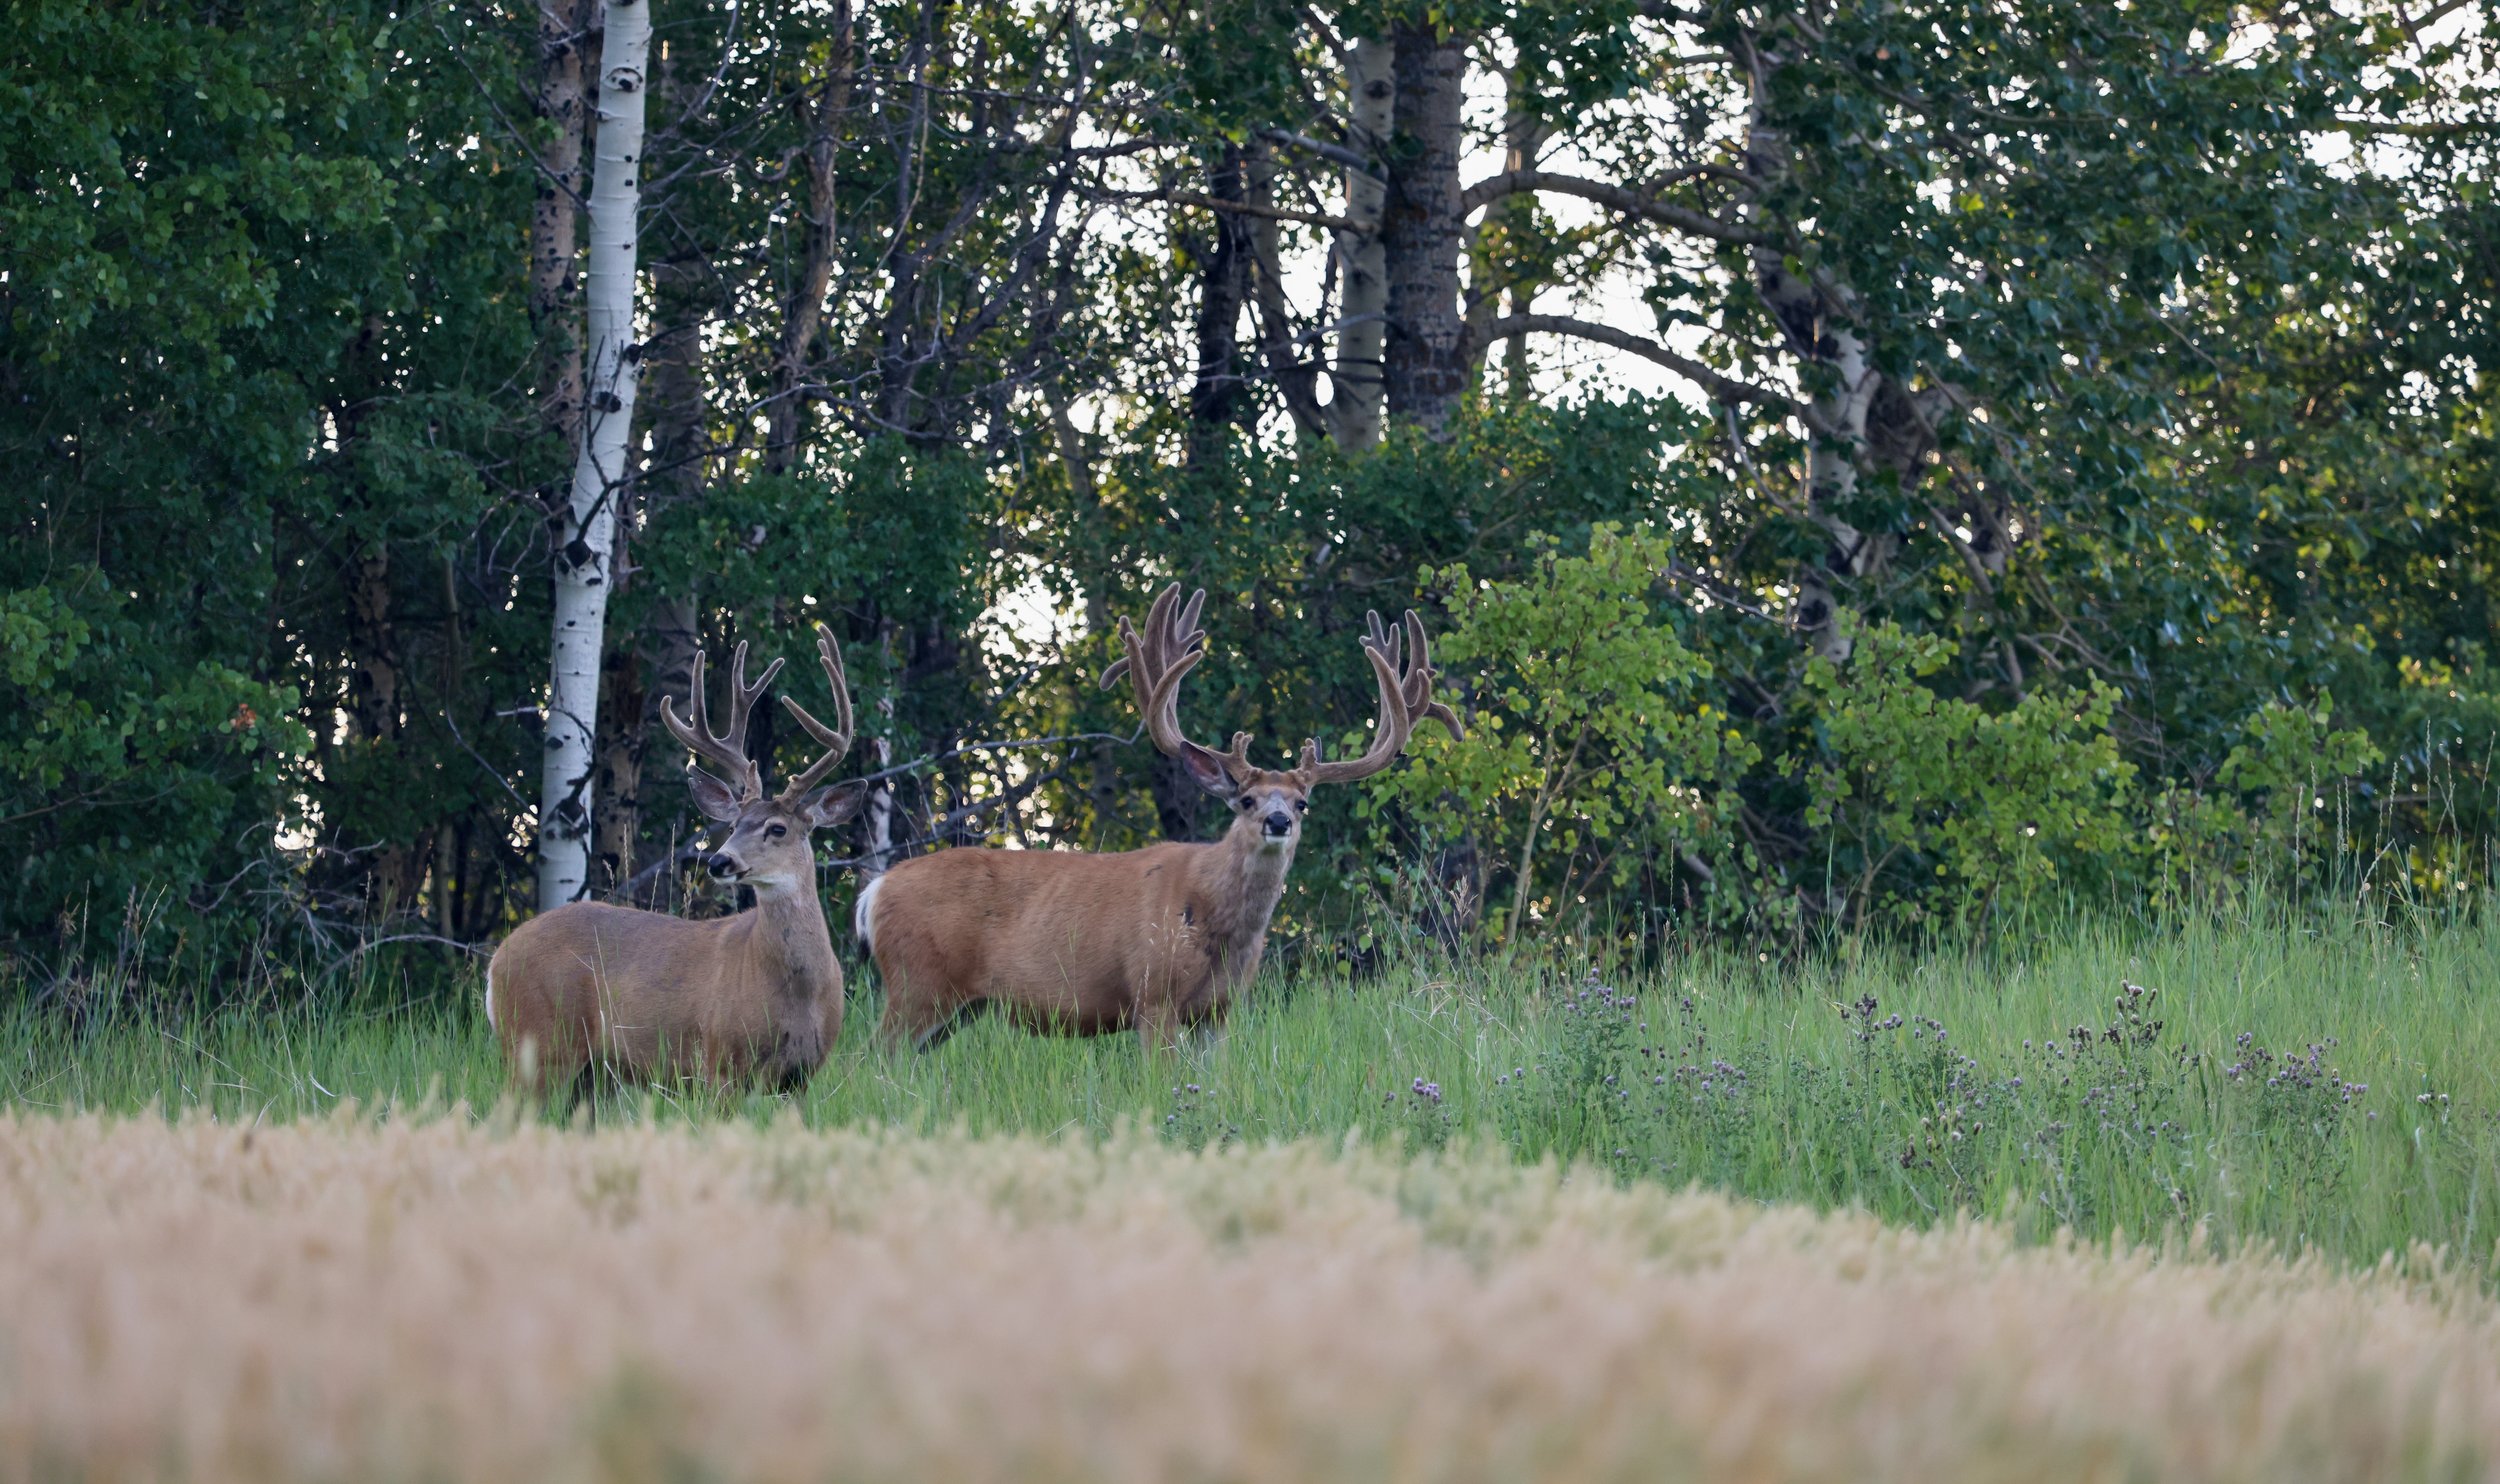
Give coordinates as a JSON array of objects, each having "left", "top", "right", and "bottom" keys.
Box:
[
  {"left": 1263, "top": 810, "right": 1294, "bottom": 836},
  {"left": 704, "top": 853, "right": 740, "bottom": 879}
]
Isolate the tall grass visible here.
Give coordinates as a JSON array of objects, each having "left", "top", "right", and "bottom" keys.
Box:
[
  {"left": 7, "top": 907, "right": 2497, "bottom": 1272},
  {"left": 3, "top": 1113, "right": 2496, "bottom": 1483}
]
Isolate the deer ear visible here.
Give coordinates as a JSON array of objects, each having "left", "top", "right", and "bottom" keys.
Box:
[
  {"left": 1177, "top": 747, "right": 1243, "bottom": 800},
  {"left": 802, "top": 779, "right": 869, "bottom": 829},
  {"left": 687, "top": 767, "right": 744, "bottom": 822}
]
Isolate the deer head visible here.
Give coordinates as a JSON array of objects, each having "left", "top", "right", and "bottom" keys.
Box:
[
  {"left": 660, "top": 624, "right": 869, "bottom": 895},
  {"left": 1100, "top": 584, "right": 1462, "bottom": 854}
]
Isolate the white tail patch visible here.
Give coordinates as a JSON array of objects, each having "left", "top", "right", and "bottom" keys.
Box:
[
  {"left": 482, "top": 964, "right": 496, "bottom": 1029},
  {"left": 853, "top": 875, "right": 888, "bottom": 956}
]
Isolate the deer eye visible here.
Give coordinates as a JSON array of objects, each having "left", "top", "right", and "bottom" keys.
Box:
[
  {"left": 1238, "top": 798, "right": 1254, "bottom": 810},
  {"left": 766, "top": 822, "right": 788, "bottom": 840},
  {"left": 1293, "top": 798, "right": 1307, "bottom": 812}
]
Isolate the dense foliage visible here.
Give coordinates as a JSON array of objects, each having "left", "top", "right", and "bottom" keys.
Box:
[{"left": 3, "top": 0, "right": 2495, "bottom": 996}]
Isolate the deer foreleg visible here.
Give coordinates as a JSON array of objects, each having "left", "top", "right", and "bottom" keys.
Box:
[
  {"left": 879, "top": 989, "right": 982, "bottom": 1054},
  {"left": 1134, "top": 998, "right": 1185, "bottom": 1058},
  {"left": 1184, "top": 1018, "right": 1229, "bottom": 1059}
]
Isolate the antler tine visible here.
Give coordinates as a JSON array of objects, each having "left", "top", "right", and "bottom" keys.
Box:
[
  {"left": 719, "top": 642, "right": 788, "bottom": 781},
  {"left": 1299, "top": 608, "right": 1462, "bottom": 784},
  {"left": 776, "top": 623, "right": 857, "bottom": 800},
  {"left": 1175, "top": 587, "right": 1207, "bottom": 651},
  {"left": 1400, "top": 609, "right": 1465, "bottom": 739},
  {"left": 1131, "top": 600, "right": 1210, "bottom": 754},
  {"left": 660, "top": 641, "right": 784, "bottom": 801},
  {"left": 1103, "top": 584, "right": 1256, "bottom": 780},
  {"left": 1359, "top": 609, "right": 1460, "bottom": 732},
  {"left": 1297, "top": 623, "right": 1411, "bottom": 783},
  {"left": 729, "top": 640, "right": 784, "bottom": 723}
]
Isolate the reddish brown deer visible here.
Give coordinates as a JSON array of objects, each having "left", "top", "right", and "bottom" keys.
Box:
[
  {"left": 860, "top": 585, "right": 1459, "bottom": 1053},
  {"left": 485, "top": 625, "right": 867, "bottom": 1094}
]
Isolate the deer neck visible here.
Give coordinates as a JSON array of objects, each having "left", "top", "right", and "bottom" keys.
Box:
[
  {"left": 1193, "top": 826, "right": 1295, "bottom": 949},
  {"left": 742, "top": 879, "right": 838, "bottom": 1001}
]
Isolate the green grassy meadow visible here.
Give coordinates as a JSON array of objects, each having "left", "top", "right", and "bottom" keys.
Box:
[{"left": 10, "top": 907, "right": 2499, "bottom": 1276}]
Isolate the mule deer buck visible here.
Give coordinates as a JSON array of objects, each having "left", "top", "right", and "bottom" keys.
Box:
[
  {"left": 486, "top": 625, "right": 868, "bottom": 1095},
  {"left": 859, "top": 584, "right": 1459, "bottom": 1053}
]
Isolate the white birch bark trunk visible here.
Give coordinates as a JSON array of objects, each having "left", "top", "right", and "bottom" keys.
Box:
[
  {"left": 858, "top": 736, "right": 895, "bottom": 885},
  {"left": 1326, "top": 38, "right": 1393, "bottom": 452},
  {"left": 1743, "top": 27, "right": 1885, "bottom": 663},
  {"left": 537, "top": 0, "right": 653, "bottom": 910}
]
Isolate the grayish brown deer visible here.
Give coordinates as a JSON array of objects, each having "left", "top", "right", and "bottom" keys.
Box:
[
  {"left": 486, "top": 625, "right": 867, "bottom": 1094},
  {"left": 859, "top": 585, "right": 1459, "bottom": 1054}
]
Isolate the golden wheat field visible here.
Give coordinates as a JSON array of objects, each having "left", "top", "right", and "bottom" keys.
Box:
[{"left": 0, "top": 1112, "right": 2494, "bottom": 1483}]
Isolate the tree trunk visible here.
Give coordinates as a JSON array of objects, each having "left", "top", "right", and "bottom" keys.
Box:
[
  {"left": 1326, "top": 37, "right": 1394, "bottom": 451},
  {"left": 763, "top": 0, "right": 854, "bottom": 476},
  {"left": 902, "top": 614, "right": 972, "bottom": 843},
  {"left": 1792, "top": 313, "right": 1884, "bottom": 664},
  {"left": 587, "top": 34, "right": 706, "bottom": 897},
  {"left": 872, "top": 0, "right": 943, "bottom": 440},
  {"left": 1743, "top": 26, "right": 1890, "bottom": 663},
  {"left": 1466, "top": 74, "right": 1549, "bottom": 399},
  {"left": 529, "top": 0, "right": 593, "bottom": 450},
  {"left": 625, "top": 281, "right": 715, "bottom": 889},
  {"left": 589, "top": 634, "right": 645, "bottom": 892},
  {"left": 1185, "top": 142, "right": 1254, "bottom": 463},
  {"left": 591, "top": 154, "right": 710, "bottom": 899},
  {"left": 433, "top": 551, "right": 465, "bottom": 937},
  {"left": 343, "top": 546, "right": 401, "bottom": 746},
  {"left": 1046, "top": 390, "right": 1122, "bottom": 832},
  {"left": 856, "top": 736, "right": 896, "bottom": 883},
  {"left": 1430, "top": 830, "right": 1483, "bottom": 943},
  {"left": 1382, "top": 27, "right": 1469, "bottom": 437},
  {"left": 1246, "top": 144, "right": 1327, "bottom": 441},
  {"left": 618, "top": 590, "right": 699, "bottom": 910},
  {"left": 330, "top": 312, "right": 429, "bottom": 911},
  {"left": 342, "top": 540, "right": 429, "bottom": 909},
  {"left": 1149, "top": 756, "right": 1206, "bottom": 843},
  {"left": 536, "top": 0, "right": 654, "bottom": 910}
]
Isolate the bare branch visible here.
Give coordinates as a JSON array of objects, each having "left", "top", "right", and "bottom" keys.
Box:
[
  {"left": 1482, "top": 313, "right": 1810, "bottom": 418},
  {"left": 1460, "top": 169, "right": 1769, "bottom": 244},
  {"left": 1256, "top": 126, "right": 1382, "bottom": 179},
  {"left": 1661, "top": 563, "right": 1790, "bottom": 627},
  {"left": 2327, "top": 116, "right": 2500, "bottom": 137},
  {"left": 1102, "top": 186, "right": 1363, "bottom": 234}
]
